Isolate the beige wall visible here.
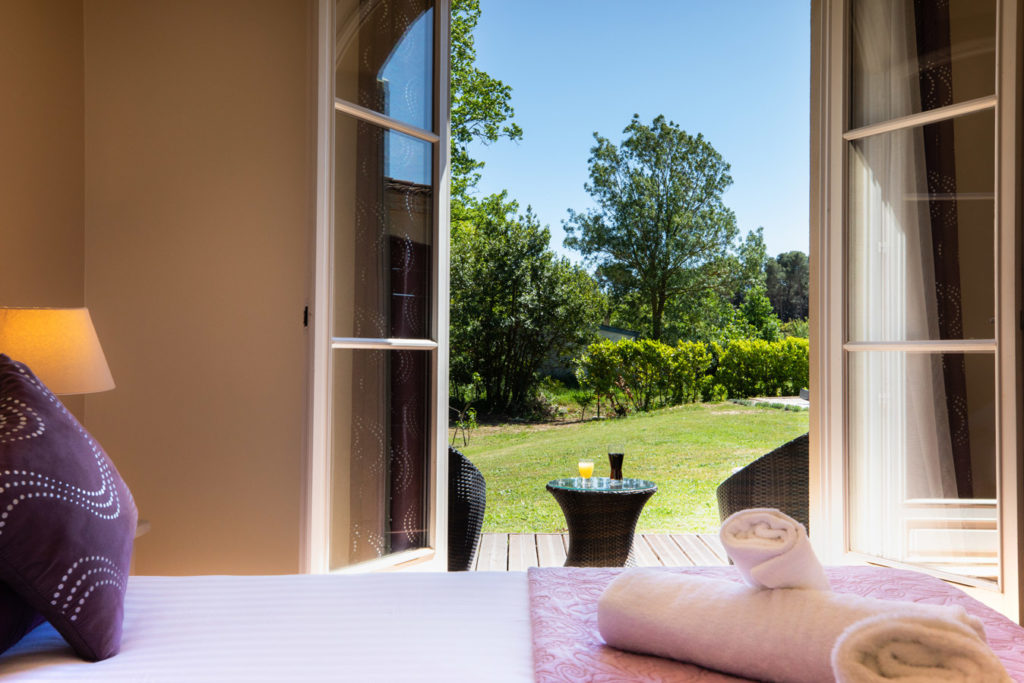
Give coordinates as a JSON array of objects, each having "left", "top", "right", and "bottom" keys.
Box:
[
  {"left": 0, "top": 0, "right": 84, "bottom": 308},
  {"left": 83, "top": 0, "right": 316, "bottom": 574}
]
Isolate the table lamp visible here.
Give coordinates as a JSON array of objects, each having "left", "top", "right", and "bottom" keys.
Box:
[{"left": 0, "top": 307, "right": 114, "bottom": 394}]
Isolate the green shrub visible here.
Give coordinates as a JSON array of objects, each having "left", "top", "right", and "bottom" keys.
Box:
[
  {"left": 714, "top": 337, "right": 809, "bottom": 398},
  {"left": 774, "top": 336, "right": 810, "bottom": 395},
  {"left": 575, "top": 336, "right": 808, "bottom": 412},
  {"left": 576, "top": 338, "right": 709, "bottom": 412},
  {"left": 780, "top": 318, "right": 809, "bottom": 339},
  {"left": 614, "top": 339, "right": 674, "bottom": 412},
  {"left": 671, "top": 341, "right": 714, "bottom": 404},
  {"left": 574, "top": 340, "right": 628, "bottom": 415}
]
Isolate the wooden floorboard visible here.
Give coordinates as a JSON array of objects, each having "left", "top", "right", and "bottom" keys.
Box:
[
  {"left": 697, "top": 533, "right": 729, "bottom": 564},
  {"left": 672, "top": 533, "right": 723, "bottom": 566},
  {"left": 508, "top": 533, "right": 539, "bottom": 571},
  {"left": 475, "top": 532, "right": 729, "bottom": 571},
  {"left": 646, "top": 534, "right": 695, "bottom": 566},
  {"left": 476, "top": 533, "right": 508, "bottom": 571},
  {"left": 632, "top": 534, "right": 665, "bottom": 567},
  {"left": 535, "top": 533, "right": 567, "bottom": 567}
]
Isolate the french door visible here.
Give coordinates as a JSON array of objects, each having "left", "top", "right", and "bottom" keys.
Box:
[
  {"left": 306, "top": 0, "right": 451, "bottom": 572},
  {"left": 812, "top": 0, "right": 1022, "bottom": 619}
]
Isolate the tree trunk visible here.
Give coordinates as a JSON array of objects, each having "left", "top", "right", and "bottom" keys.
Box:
[{"left": 650, "top": 290, "right": 662, "bottom": 341}]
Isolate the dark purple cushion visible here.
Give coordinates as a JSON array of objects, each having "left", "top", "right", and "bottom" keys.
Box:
[
  {"left": 0, "top": 581, "right": 42, "bottom": 652},
  {"left": 0, "top": 354, "right": 137, "bottom": 660}
]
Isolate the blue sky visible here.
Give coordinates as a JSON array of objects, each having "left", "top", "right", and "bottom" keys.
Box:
[{"left": 463, "top": 0, "right": 811, "bottom": 262}]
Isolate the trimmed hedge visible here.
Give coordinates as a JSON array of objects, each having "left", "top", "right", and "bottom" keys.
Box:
[{"left": 575, "top": 337, "right": 807, "bottom": 412}]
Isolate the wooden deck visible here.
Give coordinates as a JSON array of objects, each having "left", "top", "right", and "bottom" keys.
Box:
[{"left": 472, "top": 532, "right": 729, "bottom": 571}]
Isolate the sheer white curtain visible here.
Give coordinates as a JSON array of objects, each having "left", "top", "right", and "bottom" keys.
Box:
[{"left": 848, "top": 0, "right": 957, "bottom": 560}]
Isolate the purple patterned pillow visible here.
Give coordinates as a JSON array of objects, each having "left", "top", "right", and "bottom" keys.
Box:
[
  {"left": 0, "top": 581, "right": 42, "bottom": 652},
  {"left": 0, "top": 354, "right": 137, "bottom": 660}
]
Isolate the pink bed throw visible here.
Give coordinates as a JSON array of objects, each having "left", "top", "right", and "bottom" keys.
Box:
[{"left": 528, "top": 566, "right": 1024, "bottom": 682}]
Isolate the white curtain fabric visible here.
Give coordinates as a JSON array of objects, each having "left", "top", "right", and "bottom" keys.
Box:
[{"left": 847, "top": 0, "right": 958, "bottom": 561}]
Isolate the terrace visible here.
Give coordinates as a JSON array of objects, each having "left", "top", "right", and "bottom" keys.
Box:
[{"left": 471, "top": 532, "right": 728, "bottom": 572}]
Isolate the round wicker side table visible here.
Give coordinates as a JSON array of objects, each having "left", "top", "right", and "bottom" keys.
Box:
[{"left": 546, "top": 477, "right": 657, "bottom": 567}]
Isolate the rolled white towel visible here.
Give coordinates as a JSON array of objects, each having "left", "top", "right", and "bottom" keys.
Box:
[
  {"left": 720, "top": 507, "right": 830, "bottom": 590},
  {"left": 833, "top": 612, "right": 1010, "bottom": 683},
  {"left": 597, "top": 569, "right": 993, "bottom": 683}
]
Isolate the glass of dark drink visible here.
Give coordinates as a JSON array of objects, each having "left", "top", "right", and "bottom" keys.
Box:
[{"left": 608, "top": 444, "right": 624, "bottom": 480}]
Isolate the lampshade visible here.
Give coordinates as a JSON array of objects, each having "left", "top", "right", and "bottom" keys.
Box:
[{"left": 0, "top": 307, "right": 115, "bottom": 395}]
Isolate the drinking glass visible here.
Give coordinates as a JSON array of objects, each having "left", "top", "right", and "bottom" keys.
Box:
[
  {"left": 607, "top": 443, "right": 624, "bottom": 480},
  {"left": 578, "top": 460, "right": 595, "bottom": 485}
]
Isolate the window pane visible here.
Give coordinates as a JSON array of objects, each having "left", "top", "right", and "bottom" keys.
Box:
[
  {"left": 335, "top": 0, "right": 433, "bottom": 131},
  {"left": 848, "top": 351, "right": 996, "bottom": 582},
  {"left": 330, "top": 349, "right": 431, "bottom": 569},
  {"left": 847, "top": 110, "right": 994, "bottom": 342},
  {"left": 334, "top": 111, "right": 433, "bottom": 339},
  {"left": 850, "top": 0, "right": 995, "bottom": 129}
]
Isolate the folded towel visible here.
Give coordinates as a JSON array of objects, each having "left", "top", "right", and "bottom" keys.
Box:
[
  {"left": 833, "top": 612, "right": 1011, "bottom": 683},
  {"left": 597, "top": 569, "right": 994, "bottom": 683},
  {"left": 720, "top": 507, "right": 830, "bottom": 590}
]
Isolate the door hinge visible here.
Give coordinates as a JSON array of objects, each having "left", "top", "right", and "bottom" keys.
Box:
[{"left": 303, "top": 306, "right": 309, "bottom": 328}]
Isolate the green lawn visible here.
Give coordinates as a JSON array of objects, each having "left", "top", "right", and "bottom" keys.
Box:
[{"left": 457, "top": 402, "right": 808, "bottom": 534}]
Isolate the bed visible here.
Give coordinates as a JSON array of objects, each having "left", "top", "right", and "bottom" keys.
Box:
[
  {"left": 2, "top": 359, "right": 1024, "bottom": 680},
  {"left": 2, "top": 566, "right": 1023, "bottom": 682},
  {"left": 0, "top": 572, "right": 534, "bottom": 682}
]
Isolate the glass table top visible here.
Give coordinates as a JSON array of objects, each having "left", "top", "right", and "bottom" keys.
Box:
[{"left": 546, "top": 477, "right": 657, "bottom": 493}]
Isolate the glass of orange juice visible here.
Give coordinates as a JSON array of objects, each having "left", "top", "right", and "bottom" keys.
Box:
[{"left": 577, "top": 459, "right": 594, "bottom": 484}]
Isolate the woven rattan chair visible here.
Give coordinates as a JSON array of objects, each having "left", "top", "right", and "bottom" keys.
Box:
[
  {"left": 447, "top": 446, "right": 486, "bottom": 571},
  {"left": 716, "top": 432, "right": 810, "bottom": 532}
]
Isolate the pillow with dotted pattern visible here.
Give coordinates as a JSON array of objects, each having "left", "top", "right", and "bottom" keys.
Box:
[{"left": 0, "top": 354, "right": 137, "bottom": 660}]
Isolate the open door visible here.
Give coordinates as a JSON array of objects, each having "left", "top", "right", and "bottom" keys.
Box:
[{"left": 811, "top": 0, "right": 1022, "bottom": 620}]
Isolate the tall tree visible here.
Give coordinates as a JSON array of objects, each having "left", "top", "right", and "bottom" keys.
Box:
[
  {"left": 764, "top": 250, "right": 810, "bottom": 321},
  {"left": 739, "top": 284, "right": 782, "bottom": 341},
  {"left": 730, "top": 227, "right": 768, "bottom": 303},
  {"left": 450, "top": 0, "right": 522, "bottom": 206},
  {"left": 450, "top": 194, "right": 604, "bottom": 413},
  {"left": 564, "top": 114, "right": 738, "bottom": 341}
]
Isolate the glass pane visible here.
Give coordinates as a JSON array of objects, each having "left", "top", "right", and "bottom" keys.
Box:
[
  {"left": 847, "top": 109, "right": 994, "bottom": 342},
  {"left": 330, "top": 349, "right": 431, "bottom": 569},
  {"left": 334, "top": 111, "right": 433, "bottom": 339},
  {"left": 335, "top": 0, "right": 433, "bottom": 131},
  {"left": 848, "top": 351, "right": 997, "bottom": 582},
  {"left": 850, "top": 0, "right": 995, "bottom": 129}
]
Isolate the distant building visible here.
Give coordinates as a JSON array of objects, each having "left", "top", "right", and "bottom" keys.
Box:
[
  {"left": 542, "top": 324, "right": 641, "bottom": 384},
  {"left": 598, "top": 324, "right": 640, "bottom": 343}
]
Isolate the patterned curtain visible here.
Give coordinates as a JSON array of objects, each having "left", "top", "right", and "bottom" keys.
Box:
[{"left": 914, "top": 0, "right": 973, "bottom": 498}]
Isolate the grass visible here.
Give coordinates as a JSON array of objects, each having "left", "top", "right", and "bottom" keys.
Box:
[{"left": 457, "top": 402, "right": 808, "bottom": 534}]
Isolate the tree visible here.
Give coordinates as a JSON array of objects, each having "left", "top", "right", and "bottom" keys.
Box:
[
  {"left": 450, "top": 194, "right": 605, "bottom": 414},
  {"left": 764, "top": 250, "right": 809, "bottom": 321},
  {"left": 450, "top": 0, "right": 522, "bottom": 207},
  {"left": 739, "top": 284, "right": 782, "bottom": 342},
  {"left": 729, "top": 227, "right": 768, "bottom": 304},
  {"left": 564, "top": 114, "right": 739, "bottom": 341}
]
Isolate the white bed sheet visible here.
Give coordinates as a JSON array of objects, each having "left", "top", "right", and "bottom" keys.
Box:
[{"left": 0, "top": 572, "right": 534, "bottom": 682}]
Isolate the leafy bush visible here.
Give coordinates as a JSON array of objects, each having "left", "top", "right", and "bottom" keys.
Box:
[
  {"left": 574, "top": 340, "right": 629, "bottom": 415},
  {"left": 714, "top": 337, "right": 808, "bottom": 398},
  {"left": 780, "top": 318, "right": 809, "bottom": 339},
  {"left": 575, "top": 336, "right": 808, "bottom": 413},
  {"left": 613, "top": 339, "right": 675, "bottom": 412},
  {"left": 670, "top": 342, "right": 714, "bottom": 403},
  {"left": 576, "top": 339, "right": 711, "bottom": 412}
]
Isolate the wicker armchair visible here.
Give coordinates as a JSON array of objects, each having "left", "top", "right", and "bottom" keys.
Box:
[
  {"left": 716, "top": 432, "right": 810, "bottom": 532},
  {"left": 447, "top": 446, "right": 486, "bottom": 571}
]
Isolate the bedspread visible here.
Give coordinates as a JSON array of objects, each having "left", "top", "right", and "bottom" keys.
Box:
[{"left": 528, "top": 565, "right": 1024, "bottom": 682}]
